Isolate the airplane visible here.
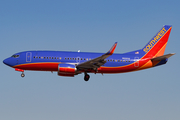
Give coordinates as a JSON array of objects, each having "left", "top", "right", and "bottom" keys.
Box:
[{"left": 3, "top": 25, "right": 175, "bottom": 81}]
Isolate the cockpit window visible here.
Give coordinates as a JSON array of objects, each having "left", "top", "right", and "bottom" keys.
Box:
[{"left": 11, "top": 55, "right": 20, "bottom": 58}]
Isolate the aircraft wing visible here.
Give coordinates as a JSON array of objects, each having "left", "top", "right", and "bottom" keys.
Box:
[
  {"left": 151, "top": 53, "right": 175, "bottom": 61},
  {"left": 76, "top": 42, "right": 117, "bottom": 71}
]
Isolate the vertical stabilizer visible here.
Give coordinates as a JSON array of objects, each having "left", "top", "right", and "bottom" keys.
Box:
[{"left": 142, "top": 25, "right": 172, "bottom": 58}]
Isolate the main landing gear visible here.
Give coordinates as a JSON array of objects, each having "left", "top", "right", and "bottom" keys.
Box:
[
  {"left": 84, "top": 73, "right": 90, "bottom": 81},
  {"left": 21, "top": 72, "right": 25, "bottom": 77}
]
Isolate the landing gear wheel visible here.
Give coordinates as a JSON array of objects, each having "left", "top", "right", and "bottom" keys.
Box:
[
  {"left": 21, "top": 73, "right": 25, "bottom": 77},
  {"left": 84, "top": 73, "right": 90, "bottom": 81}
]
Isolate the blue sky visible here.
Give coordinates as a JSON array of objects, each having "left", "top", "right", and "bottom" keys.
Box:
[{"left": 0, "top": 0, "right": 179, "bottom": 120}]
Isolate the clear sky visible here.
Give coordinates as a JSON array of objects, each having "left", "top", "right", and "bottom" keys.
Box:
[{"left": 0, "top": 0, "right": 179, "bottom": 120}]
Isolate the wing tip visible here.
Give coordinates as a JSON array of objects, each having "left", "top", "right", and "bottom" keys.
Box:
[{"left": 106, "top": 42, "right": 118, "bottom": 55}]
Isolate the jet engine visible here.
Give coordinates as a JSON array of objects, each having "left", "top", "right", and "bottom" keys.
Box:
[{"left": 58, "top": 64, "right": 77, "bottom": 77}]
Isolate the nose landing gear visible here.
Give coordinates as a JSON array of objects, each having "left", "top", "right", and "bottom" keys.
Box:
[
  {"left": 15, "top": 68, "right": 25, "bottom": 78},
  {"left": 21, "top": 72, "right": 25, "bottom": 77}
]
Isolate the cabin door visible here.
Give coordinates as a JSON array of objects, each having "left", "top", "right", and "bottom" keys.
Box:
[
  {"left": 26, "top": 52, "right": 32, "bottom": 62},
  {"left": 134, "top": 57, "right": 139, "bottom": 67}
]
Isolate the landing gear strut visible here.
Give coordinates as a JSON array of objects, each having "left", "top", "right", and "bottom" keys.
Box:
[
  {"left": 21, "top": 72, "right": 25, "bottom": 77},
  {"left": 84, "top": 73, "right": 90, "bottom": 81}
]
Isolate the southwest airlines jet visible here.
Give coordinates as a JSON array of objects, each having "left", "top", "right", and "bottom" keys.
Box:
[{"left": 3, "top": 25, "right": 175, "bottom": 81}]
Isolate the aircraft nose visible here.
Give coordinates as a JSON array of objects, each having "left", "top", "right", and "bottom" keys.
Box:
[
  {"left": 3, "top": 58, "right": 13, "bottom": 67},
  {"left": 3, "top": 58, "right": 8, "bottom": 65}
]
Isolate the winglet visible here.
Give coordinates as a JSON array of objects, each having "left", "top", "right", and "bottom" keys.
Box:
[{"left": 105, "top": 42, "right": 118, "bottom": 55}]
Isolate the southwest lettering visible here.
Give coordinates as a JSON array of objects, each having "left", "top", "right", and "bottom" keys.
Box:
[
  {"left": 143, "top": 27, "right": 167, "bottom": 53},
  {"left": 143, "top": 48, "right": 148, "bottom": 53},
  {"left": 155, "top": 35, "right": 160, "bottom": 40}
]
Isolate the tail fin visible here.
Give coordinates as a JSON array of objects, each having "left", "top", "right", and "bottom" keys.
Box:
[{"left": 142, "top": 25, "right": 172, "bottom": 58}]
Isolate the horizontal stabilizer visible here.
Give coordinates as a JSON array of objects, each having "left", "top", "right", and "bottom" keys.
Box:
[{"left": 151, "top": 53, "right": 175, "bottom": 61}]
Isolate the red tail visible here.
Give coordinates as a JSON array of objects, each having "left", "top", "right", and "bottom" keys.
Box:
[{"left": 142, "top": 25, "right": 172, "bottom": 58}]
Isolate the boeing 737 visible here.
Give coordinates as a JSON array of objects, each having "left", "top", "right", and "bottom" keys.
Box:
[{"left": 3, "top": 25, "right": 175, "bottom": 81}]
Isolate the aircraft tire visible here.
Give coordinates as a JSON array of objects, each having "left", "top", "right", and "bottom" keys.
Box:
[
  {"left": 84, "top": 74, "right": 90, "bottom": 81},
  {"left": 21, "top": 73, "right": 25, "bottom": 77}
]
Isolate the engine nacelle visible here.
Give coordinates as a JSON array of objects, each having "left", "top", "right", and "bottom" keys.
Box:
[{"left": 58, "top": 64, "right": 77, "bottom": 77}]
